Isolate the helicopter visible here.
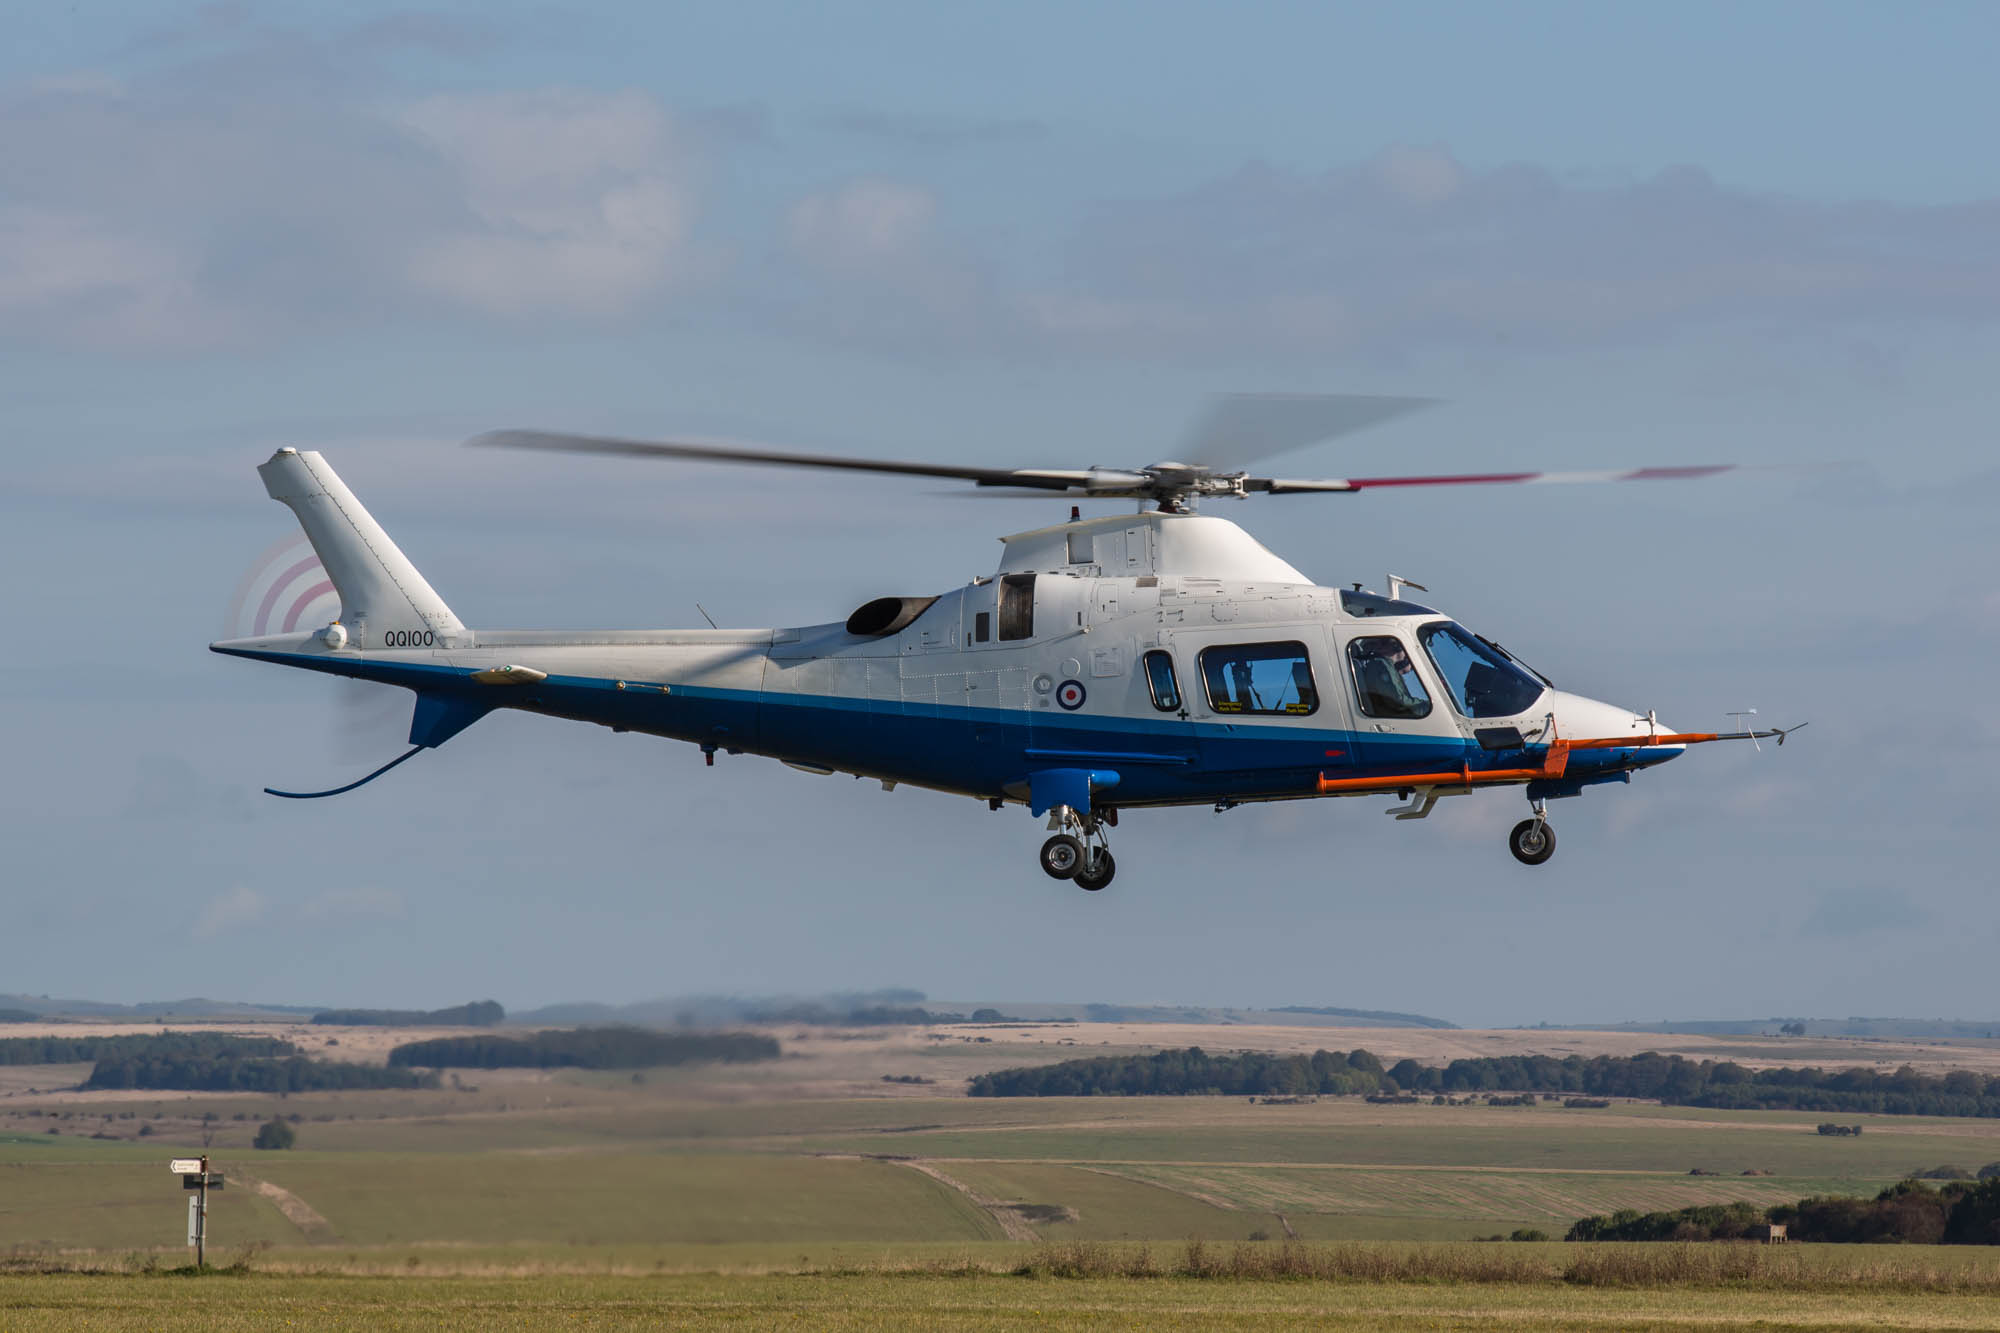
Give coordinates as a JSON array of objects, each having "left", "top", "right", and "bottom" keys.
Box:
[{"left": 210, "top": 395, "right": 1801, "bottom": 890}]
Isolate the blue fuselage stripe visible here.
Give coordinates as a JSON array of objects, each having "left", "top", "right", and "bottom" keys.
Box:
[{"left": 212, "top": 647, "right": 1679, "bottom": 806}]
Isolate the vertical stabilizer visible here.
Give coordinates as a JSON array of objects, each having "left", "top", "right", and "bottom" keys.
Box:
[{"left": 257, "top": 448, "right": 462, "bottom": 647}]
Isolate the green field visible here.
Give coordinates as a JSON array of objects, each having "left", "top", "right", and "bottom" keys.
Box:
[
  {"left": 7, "top": 1026, "right": 2000, "bottom": 1328},
  {"left": 5, "top": 1091, "right": 1997, "bottom": 1257},
  {"left": 8, "top": 1264, "right": 2000, "bottom": 1331}
]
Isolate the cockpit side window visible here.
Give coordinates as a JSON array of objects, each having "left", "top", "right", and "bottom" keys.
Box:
[
  {"left": 1347, "top": 635, "right": 1432, "bottom": 719},
  {"left": 1417, "top": 621, "right": 1546, "bottom": 719},
  {"left": 998, "top": 574, "right": 1035, "bottom": 641},
  {"left": 1198, "top": 641, "right": 1318, "bottom": 716},
  {"left": 1142, "top": 650, "right": 1181, "bottom": 712}
]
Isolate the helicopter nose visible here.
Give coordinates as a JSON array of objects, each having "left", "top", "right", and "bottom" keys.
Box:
[{"left": 1548, "top": 691, "right": 1684, "bottom": 755}]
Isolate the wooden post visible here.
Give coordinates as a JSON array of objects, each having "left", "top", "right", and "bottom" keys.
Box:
[{"left": 196, "top": 1154, "right": 207, "bottom": 1268}]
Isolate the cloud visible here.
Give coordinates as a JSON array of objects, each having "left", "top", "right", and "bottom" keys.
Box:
[
  {"left": 788, "top": 179, "right": 937, "bottom": 273},
  {"left": 0, "top": 208, "right": 219, "bottom": 347},
  {"left": 397, "top": 89, "right": 699, "bottom": 316},
  {"left": 1028, "top": 146, "right": 2000, "bottom": 358},
  {"left": 195, "top": 885, "right": 266, "bottom": 938},
  {"left": 0, "top": 53, "right": 706, "bottom": 347}
]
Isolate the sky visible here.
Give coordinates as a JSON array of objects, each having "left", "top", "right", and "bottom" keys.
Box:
[{"left": 4, "top": 2, "right": 1998, "bottom": 1025}]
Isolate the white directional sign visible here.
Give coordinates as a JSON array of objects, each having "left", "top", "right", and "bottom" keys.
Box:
[
  {"left": 187, "top": 1196, "right": 201, "bottom": 1245},
  {"left": 169, "top": 1158, "right": 202, "bottom": 1174}
]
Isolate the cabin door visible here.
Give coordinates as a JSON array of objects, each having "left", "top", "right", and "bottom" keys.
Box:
[{"left": 1334, "top": 627, "right": 1466, "bottom": 770}]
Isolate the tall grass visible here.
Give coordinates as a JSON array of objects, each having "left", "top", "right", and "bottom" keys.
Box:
[{"left": 1009, "top": 1239, "right": 2000, "bottom": 1292}]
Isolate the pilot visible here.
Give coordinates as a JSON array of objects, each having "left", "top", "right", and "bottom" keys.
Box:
[{"left": 1353, "top": 638, "right": 1423, "bottom": 718}]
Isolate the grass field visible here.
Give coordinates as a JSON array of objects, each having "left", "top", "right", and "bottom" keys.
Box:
[
  {"left": 7, "top": 1020, "right": 2000, "bottom": 1326},
  {"left": 10, "top": 1257, "right": 2000, "bottom": 1331}
]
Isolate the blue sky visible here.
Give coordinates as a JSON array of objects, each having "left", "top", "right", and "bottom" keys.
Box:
[{"left": 3, "top": 2, "right": 1997, "bottom": 1023}]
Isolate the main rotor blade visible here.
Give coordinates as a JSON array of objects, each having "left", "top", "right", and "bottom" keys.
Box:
[
  {"left": 1250, "top": 464, "right": 1737, "bottom": 494},
  {"left": 471, "top": 429, "right": 1085, "bottom": 491},
  {"left": 1181, "top": 393, "right": 1435, "bottom": 471},
  {"left": 1345, "top": 464, "right": 1736, "bottom": 489}
]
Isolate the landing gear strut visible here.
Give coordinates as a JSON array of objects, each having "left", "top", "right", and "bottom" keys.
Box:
[
  {"left": 1509, "top": 800, "right": 1556, "bottom": 866},
  {"left": 1040, "top": 804, "right": 1117, "bottom": 890}
]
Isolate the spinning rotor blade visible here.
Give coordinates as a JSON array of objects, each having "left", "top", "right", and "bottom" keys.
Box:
[
  {"left": 1248, "top": 464, "right": 1738, "bottom": 494},
  {"left": 1181, "top": 393, "right": 1436, "bottom": 470},
  {"left": 472, "top": 418, "right": 1748, "bottom": 509},
  {"left": 1344, "top": 464, "right": 1737, "bottom": 490},
  {"left": 472, "top": 429, "right": 1088, "bottom": 491}
]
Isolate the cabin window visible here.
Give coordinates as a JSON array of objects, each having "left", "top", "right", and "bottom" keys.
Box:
[
  {"left": 1142, "top": 650, "right": 1181, "bottom": 712},
  {"left": 1417, "top": 621, "right": 1546, "bottom": 719},
  {"left": 1347, "top": 635, "right": 1432, "bottom": 719},
  {"left": 1199, "top": 641, "right": 1318, "bottom": 716},
  {"left": 974, "top": 611, "right": 991, "bottom": 643},
  {"left": 998, "top": 574, "right": 1035, "bottom": 640}
]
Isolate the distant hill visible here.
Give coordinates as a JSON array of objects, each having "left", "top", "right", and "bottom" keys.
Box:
[
  {"left": 510, "top": 994, "right": 1456, "bottom": 1031},
  {"left": 513, "top": 990, "right": 944, "bottom": 1029},
  {"left": 312, "top": 1001, "right": 504, "bottom": 1028},
  {"left": 974, "top": 1002, "right": 1457, "bottom": 1030},
  {"left": 0, "top": 994, "right": 321, "bottom": 1021},
  {"left": 1265, "top": 1006, "right": 1459, "bottom": 1030},
  {"left": 1574, "top": 1018, "right": 2000, "bottom": 1040}
]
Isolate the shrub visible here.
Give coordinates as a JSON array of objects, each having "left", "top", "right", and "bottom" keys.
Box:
[{"left": 252, "top": 1117, "right": 296, "bottom": 1150}]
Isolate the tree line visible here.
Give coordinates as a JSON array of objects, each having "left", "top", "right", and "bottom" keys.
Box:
[
  {"left": 968, "top": 1047, "right": 2000, "bottom": 1118},
  {"left": 0, "top": 1031, "right": 436, "bottom": 1092},
  {"left": 387, "top": 1027, "right": 779, "bottom": 1070},
  {"left": 311, "top": 1000, "right": 505, "bottom": 1027},
  {"left": 85, "top": 1054, "right": 436, "bottom": 1092},
  {"left": 0, "top": 1031, "right": 295, "bottom": 1066},
  {"left": 1568, "top": 1178, "right": 2000, "bottom": 1245},
  {"left": 969, "top": 1047, "right": 1394, "bottom": 1098}
]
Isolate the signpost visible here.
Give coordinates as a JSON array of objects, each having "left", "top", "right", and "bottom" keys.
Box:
[{"left": 168, "top": 1155, "right": 223, "bottom": 1265}]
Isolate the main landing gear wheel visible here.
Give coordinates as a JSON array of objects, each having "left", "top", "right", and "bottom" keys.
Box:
[
  {"left": 1509, "top": 818, "right": 1556, "bottom": 866},
  {"left": 1073, "top": 849, "right": 1117, "bottom": 892},
  {"left": 1040, "top": 834, "right": 1085, "bottom": 880}
]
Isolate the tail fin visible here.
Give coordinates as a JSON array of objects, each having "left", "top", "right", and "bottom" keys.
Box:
[{"left": 257, "top": 448, "right": 462, "bottom": 647}]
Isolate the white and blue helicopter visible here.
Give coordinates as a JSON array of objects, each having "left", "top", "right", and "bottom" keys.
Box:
[{"left": 212, "top": 395, "right": 1800, "bottom": 890}]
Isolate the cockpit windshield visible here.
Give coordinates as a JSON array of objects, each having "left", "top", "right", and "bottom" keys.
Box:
[{"left": 1417, "top": 621, "right": 1546, "bottom": 719}]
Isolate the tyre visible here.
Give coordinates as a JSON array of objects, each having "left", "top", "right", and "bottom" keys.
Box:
[
  {"left": 1040, "top": 834, "right": 1085, "bottom": 880},
  {"left": 1073, "top": 849, "right": 1117, "bottom": 892},
  {"left": 1509, "top": 818, "right": 1555, "bottom": 866}
]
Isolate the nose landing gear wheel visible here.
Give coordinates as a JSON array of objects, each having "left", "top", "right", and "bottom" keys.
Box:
[
  {"left": 1509, "top": 818, "right": 1556, "bottom": 866},
  {"left": 1040, "top": 834, "right": 1085, "bottom": 880},
  {"left": 1073, "top": 849, "right": 1116, "bottom": 892}
]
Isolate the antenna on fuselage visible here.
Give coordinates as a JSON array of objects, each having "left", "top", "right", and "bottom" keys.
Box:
[{"left": 696, "top": 603, "right": 718, "bottom": 629}]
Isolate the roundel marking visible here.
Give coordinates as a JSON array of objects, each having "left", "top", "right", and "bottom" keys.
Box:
[{"left": 1055, "top": 679, "right": 1087, "bottom": 711}]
